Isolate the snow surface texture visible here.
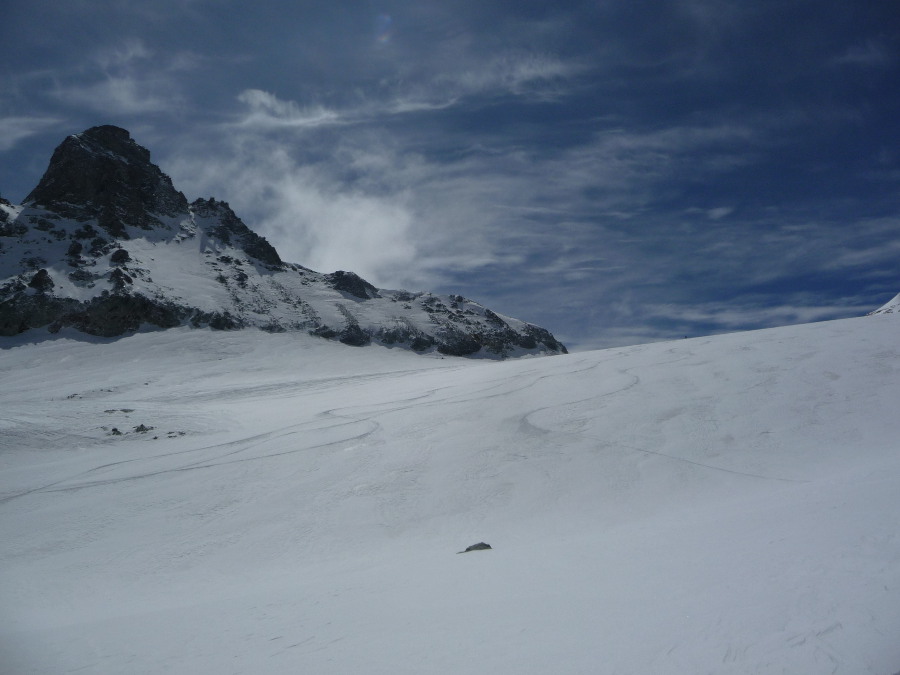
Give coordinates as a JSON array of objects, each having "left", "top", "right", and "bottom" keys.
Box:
[{"left": 2, "top": 315, "right": 900, "bottom": 674}]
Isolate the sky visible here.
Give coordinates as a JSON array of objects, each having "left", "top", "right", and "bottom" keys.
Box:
[{"left": 1, "top": 0, "right": 899, "bottom": 349}]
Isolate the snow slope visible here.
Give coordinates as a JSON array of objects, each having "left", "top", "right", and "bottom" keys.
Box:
[
  {"left": 871, "top": 292, "right": 900, "bottom": 315},
  {"left": 1, "top": 315, "right": 900, "bottom": 674}
]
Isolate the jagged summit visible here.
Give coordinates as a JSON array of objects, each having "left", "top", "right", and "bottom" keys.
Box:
[
  {"left": 0, "top": 127, "right": 566, "bottom": 357},
  {"left": 25, "top": 125, "right": 189, "bottom": 237},
  {"left": 189, "top": 197, "right": 282, "bottom": 267}
]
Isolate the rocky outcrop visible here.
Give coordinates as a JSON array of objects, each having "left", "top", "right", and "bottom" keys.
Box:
[
  {"left": 191, "top": 198, "right": 281, "bottom": 267},
  {"left": 0, "top": 127, "right": 567, "bottom": 358},
  {"left": 0, "top": 292, "right": 185, "bottom": 337},
  {"left": 24, "top": 125, "right": 189, "bottom": 237},
  {"left": 326, "top": 271, "right": 380, "bottom": 299},
  {"left": 457, "top": 542, "right": 492, "bottom": 553}
]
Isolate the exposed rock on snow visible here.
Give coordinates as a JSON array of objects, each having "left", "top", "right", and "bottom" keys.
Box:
[
  {"left": 458, "top": 542, "right": 492, "bottom": 553},
  {"left": 0, "top": 127, "right": 566, "bottom": 358},
  {"left": 326, "top": 270, "right": 380, "bottom": 300}
]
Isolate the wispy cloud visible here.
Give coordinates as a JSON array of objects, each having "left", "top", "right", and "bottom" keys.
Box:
[
  {"left": 166, "top": 137, "right": 420, "bottom": 288},
  {"left": 439, "top": 52, "right": 577, "bottom": 99},
  {"left": 93, "top": 38, "right": 153, "bottom": 70},
  {"left": 51, "top": 39, "right": 190, "bottom": 115},
  {"left": 831, "top": 40, "right": 893, "bottom": 68},
  {"left": 644, "top": 300, "right": 868, "bottom": 333},
  {"left": 824, "top": 218, "right": 900, "bottom": 269},
  {"left": 168, "top": 107, "right": 773, "bottom": 298},
  {"left": 0, "top": 116, "right": 62, "bottom": 152},
  {"left": 55, "top": 77, "right": 181, "bottom": 115},
  {"left": 235, "top": 90, "right": 342, "bottom": 129},
  {"left": 230, "top": 49, "right": 579, "bottom": 133}
]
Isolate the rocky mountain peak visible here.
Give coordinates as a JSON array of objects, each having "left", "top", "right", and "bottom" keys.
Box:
[
  {"left": 24, "top": 125, "right": 188, "bottom": 238},
  {"left": 191, "top": 197, "right": 281, "bottom": 267},
  {"left": 2, "top": 126, "right": 568, "bottom": 357}
]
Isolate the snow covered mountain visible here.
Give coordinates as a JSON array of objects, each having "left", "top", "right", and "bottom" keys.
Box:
[
  {"left": 1, "top": 313, "right": 899, "bottom": 674},
  {"left": 0, "top": 126, "right": 565, "bottom": 358},
  {"left": 870, "top": 291, "right": 900, "bottom": 315}
]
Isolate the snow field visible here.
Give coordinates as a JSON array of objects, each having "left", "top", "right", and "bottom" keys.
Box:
[{"left": 1, "top": 317, "right": 900, "bottom": 673}]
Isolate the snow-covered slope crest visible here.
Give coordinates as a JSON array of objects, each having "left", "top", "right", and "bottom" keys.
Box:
[
  {"left": 0, "top": 126, "right": 565, "bottom": 358},
  {"left": 1, "top": 314, "right": 899, "bottom": 673},
  {"left": 869, "top": 291, "right": 900, "bottom": 315}
]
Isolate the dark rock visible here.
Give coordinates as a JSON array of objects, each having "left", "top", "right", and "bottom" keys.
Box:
[
  {"left": 68, "top": 269, "right": 95, "bottom": 285},
  {"left": 457, "top": 542, "right": 492, "bottom": 553},
  {"left": 310, "top": 325, "right": 338, "bottom": 340},
  {"left": 338, "top": 321, "right": 371, "bottom": 346},
  {"left": 375, "top": 322, "right": 436, "bottom": 352},
  {"left": 437, "top": 327, "right": 483, "bottom": 356},
  {"left": 89, "top": 236, "right": 111, "bottom": 256},
  {"left": 409, "top": 335, "right": 435, "bottom": 351},
  {"left": 23, "top": 256, "right": 46, "bottom": 270},
  {"left": 326, "top": 270, "right": 379, "bottom": 300},
  {"left": 110, "top": 248, "right": 130, "bottom": 265},
  {"left": 0, "top": 220, "right": 27, "bottom": 237},
  {"left": 109, "top": 268, "right": 133, "bottom": 289},
  {"left": 191, "top": 198, "right": 282, "bottom": 266},
  {"left": 25, "top": 125, "right": 189, "bottom": 236},
  {"left": 64, "top": 294, "right": 183, "bottom": 336},
  {"left": 73, "top": 224, "right": 99, "bottom": 240},
  {"left": 0, "top": 293, "right": 185, "bottom": 337},
  {"left": 0, "top": 294, "right": 75, "bottom": 335},
  {"left": 522, "top": 324, "right": 567, "bottom": 354},
  {"left": 205, "top": 311, "right": 243, "bottom": 330},
  {"left": 28, "top": 269, "right": 54, "bottom": 293}
]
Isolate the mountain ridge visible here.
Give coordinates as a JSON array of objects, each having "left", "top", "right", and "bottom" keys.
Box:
[{"left": 0, "top": 126, "right": 566, "bottom": 358}]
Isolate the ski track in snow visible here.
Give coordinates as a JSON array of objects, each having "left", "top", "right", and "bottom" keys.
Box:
[
  {"left": 2, "top": 321, "right": 900, "bottom": 674},
  {"left": 4, "top": 354, "right": 605, "bottom": 501}
]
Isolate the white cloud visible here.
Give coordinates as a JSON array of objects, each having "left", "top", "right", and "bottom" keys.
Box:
[
  {"left": 94, "top": 38, "right": 153, "bottom": 70},
  {"left": 51, "top": 39, "right": 189, "bottom": 115},
  {"left": 183, "top": 116, "right": 763, "bottom": 295},
  {"left": 386, "top": 51, "right": 579, "bottom": 112},
  {"left": 831, "top": 40, "right": 893, "bottom": 68},
  {"left": 825, "top": 220, "right": 900, "bottom": 269},
  {"left": 645, "top": 301, "right": 862, "bottom": 331},
  {"left": 231, "top": 49, "right": 579, "bottom": 134},
  {"left": 448, "top": 52, "right": 577, "bottom": 98},
  {"left": 161, "top": 105, "right": 857, "bottom": 342},
  {"left": 235, "top": 89, "right": 342, "bottom": 129},
  {"left": 707, "top": 206, "right": 734, "bottom": 220},
  {"left": 167, "top": 139, "right": 420, "bottom": 288},
  {"left": 0, "top": 116, "right": 61, "bottom": 152},
  {"left": 56, "top": 76, "right": 180, "bottom": 114},
  {"left": 387, "top": 98, "right": 460, "bottom": 115}
]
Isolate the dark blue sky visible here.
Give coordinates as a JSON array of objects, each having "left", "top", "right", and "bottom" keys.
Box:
[{"left": 2, "top": 0, "right": 898, "bottom": 348}]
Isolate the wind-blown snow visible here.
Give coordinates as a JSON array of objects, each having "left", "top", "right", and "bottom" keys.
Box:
[{"left": 1, "top": 316, "right": 899, "bottom": 674}]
